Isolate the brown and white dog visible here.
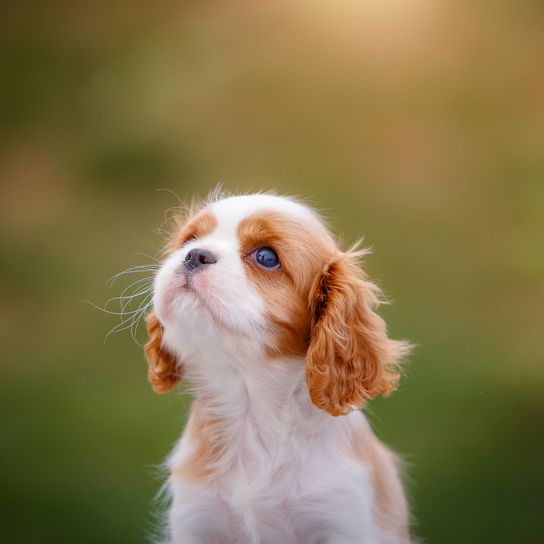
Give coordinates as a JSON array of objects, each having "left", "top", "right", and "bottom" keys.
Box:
[{"left": 144, "top": 192, "right": 412, "bottom": 543}]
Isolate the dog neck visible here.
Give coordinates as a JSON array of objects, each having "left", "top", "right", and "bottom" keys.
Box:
[{"left": 167, "top": 334, "right": 357, "bottom": 488}]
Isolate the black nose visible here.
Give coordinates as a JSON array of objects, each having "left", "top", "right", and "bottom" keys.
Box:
[{"left": 184, "top": 248, "right": 217, "bottom": 271}]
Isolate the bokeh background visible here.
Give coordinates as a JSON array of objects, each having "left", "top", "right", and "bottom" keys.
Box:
[{"left": 2, "top": 1, "right": 543, "bottom": 542}]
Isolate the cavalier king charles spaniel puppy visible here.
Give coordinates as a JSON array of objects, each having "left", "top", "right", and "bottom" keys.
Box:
[{"left": 144, "top": 192, "right": 412, "bottom": 544}]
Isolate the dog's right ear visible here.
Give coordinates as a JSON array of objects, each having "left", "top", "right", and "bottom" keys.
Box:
[{"left": 144, "top": 312, "right": 182, "bottom": 393}]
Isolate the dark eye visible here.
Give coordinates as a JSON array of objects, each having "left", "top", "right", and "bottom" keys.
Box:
[{"left": 253, "top": 246, "right": 280, "bottom": 269}]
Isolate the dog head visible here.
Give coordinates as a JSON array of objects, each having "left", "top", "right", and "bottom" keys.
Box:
[{"left": 145, "top": 193, "right": 410, "bottom": 415}]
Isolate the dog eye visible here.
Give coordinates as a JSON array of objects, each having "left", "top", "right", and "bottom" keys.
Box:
[{"left": 253, "top": 246, "right": 280, "bottom": 269}]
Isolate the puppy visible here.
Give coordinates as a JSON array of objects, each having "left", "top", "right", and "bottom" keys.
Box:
[{"left": 144, "top": 192, "right": 412, "bottom": 544}]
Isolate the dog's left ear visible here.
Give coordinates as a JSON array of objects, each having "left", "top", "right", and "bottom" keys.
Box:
[
  {"left": 306, "top": 252, "right": 411, "bottom": 416},
  {"left": 144, "top": 312, "right": 182, "bottom": 393}
]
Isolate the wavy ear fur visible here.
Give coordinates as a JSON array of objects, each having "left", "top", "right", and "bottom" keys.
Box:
[
  {"left": 306, "top": 252, "right": 411, "bottom": 416},
  {"left": 144, "top": 312, "right": 182, "bottom": 393}
]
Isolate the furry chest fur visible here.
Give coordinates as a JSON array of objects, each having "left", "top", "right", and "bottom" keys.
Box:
[{"left": 166, "top": 409, "right": 385, "bottom": 544}]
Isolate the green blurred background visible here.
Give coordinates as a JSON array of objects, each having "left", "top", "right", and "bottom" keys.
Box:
[{"left": 2, "top": 1, "right": 543, "bottom": 542}]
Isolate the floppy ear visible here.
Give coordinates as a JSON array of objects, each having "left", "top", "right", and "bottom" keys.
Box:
[
  {"left": 306, "top": 252, "right": 411, "bottom": 416},
  {"left": 144, "top": 312, "right": 182, "bottom": 393}
]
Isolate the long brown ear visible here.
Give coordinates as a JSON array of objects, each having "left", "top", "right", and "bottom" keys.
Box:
[
  {"left": 306, "top": 252, "right": 411, "bottom": 416},
  {"left": 144, "top": 312, "right": 182, "bottom": 393}
]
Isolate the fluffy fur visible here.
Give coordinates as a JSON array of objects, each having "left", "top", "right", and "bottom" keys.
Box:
[{"left": 143, "top": 192, "right": 412, "bottom": 543}]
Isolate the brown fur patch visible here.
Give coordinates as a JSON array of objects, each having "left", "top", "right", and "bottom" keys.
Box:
[
  {"left": 165, "top": 210, "right": 217, "bottom": 254},
  {"left": 237, "top": 210, "right": 336, "bottom": 358},
  {"left": 349, "top": 418, "right": 410, "bottom": 542},
  {"left": 171, "top": 402, "right": 226, "bottom": 483},
  {"left": 144, "top": 312, "right": 181, "bottom": 393}
]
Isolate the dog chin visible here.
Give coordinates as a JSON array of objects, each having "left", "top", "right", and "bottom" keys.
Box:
[
  {"left": 168, "top": 280, "right": 226, "bottom": 330},
  {"left": 154, "top": 271, "right": 191, "bottom": 323}
]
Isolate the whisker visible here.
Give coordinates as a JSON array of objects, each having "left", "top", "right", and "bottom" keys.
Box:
[
  {"left": 104, "top": 318, "right": 139, "bottom": 343},
  {"left": 129, "top": 292, "right": 154, "bottom": 344},
  {"left": 130, "top": 251, "right": 161, "bottom": 263},
  {"left": 104, "top": 278, "right": 153, "bottom": 308},
  {"left": 117, "top": 277, "right": 154, "bottom": 302},
  {"left": 120, "top": 287, "right": 154, "bottom": 313},
  {"left": 106, "top": 265, "right": 160, "bottom": 287},
  {"left": 84, "top": 300, "right": 148, "bottom": 317},
  {"left": 106, "top": 268, "right": 160, "bottom": 289},
  {"left": 90, "top": 256, "right": 162, "bottom": 345},
  {"left": 103, "top": 291, "right": 153, "bottom": 345}
]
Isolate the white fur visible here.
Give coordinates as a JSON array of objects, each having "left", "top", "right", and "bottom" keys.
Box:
[{"left": 151, "top": 195, "right": 406, "bottom": 544}]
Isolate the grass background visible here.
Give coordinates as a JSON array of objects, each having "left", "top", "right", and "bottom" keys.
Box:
[{"left": 1, "top": 1, "right": 543, "bottom": 542}]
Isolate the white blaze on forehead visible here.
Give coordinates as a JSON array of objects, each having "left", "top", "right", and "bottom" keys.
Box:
[{"left": 210, "top": 194, "right": 326, "bottom": 238}]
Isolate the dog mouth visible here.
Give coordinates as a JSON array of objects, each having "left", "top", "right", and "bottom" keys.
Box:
[
  {"left": 176, "top": 271, "right": 217, "bottom": 314},
  {"left": 173, "top": 272, "right": 247, "bottom": 335},
  {"left": 155, "top": 271, "right": 200, "bottom": 319},
  {"left": 182, "top": 271, "right": 206, "bottom": 297}
]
